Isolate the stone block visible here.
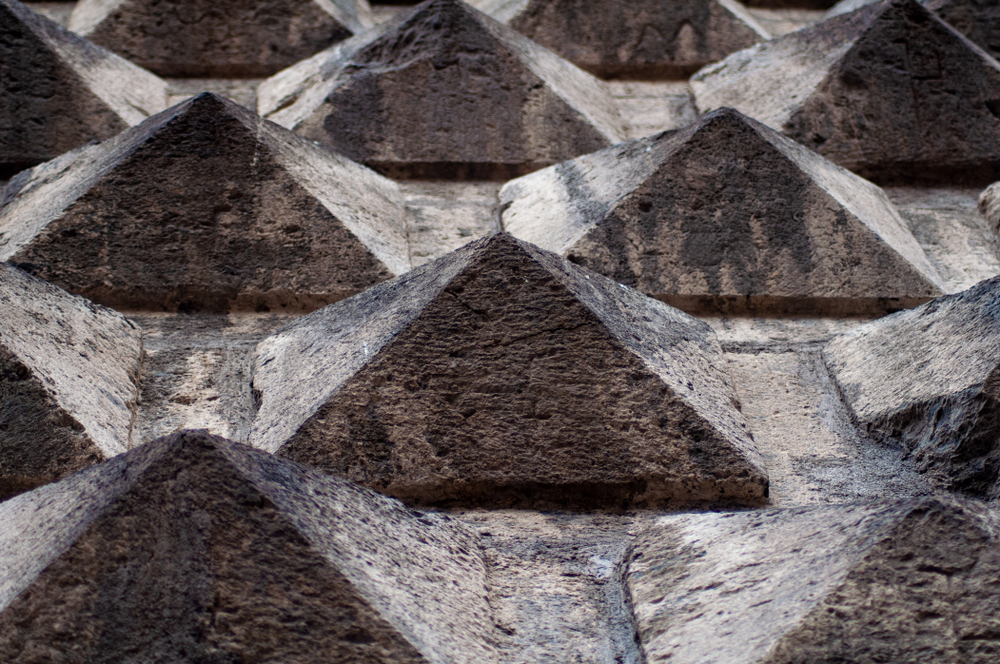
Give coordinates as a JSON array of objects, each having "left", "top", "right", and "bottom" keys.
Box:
[{"left": 979, "top": 181, "right": 1000, "bottom": 232}]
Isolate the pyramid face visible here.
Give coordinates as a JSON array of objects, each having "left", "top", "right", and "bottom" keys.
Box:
[
  {"left": 258, "top": 0, "right": 626, "bottom": 179},
  {"left": 68, "top": 0, "right": 374, "bottom": 77},
  {"left": 824, "top": 276, "right": 1000, "bottom": 499},
  {"left": 0, "top": 0, "right": 168, "bottom": 178},
  {"left": 626, "top": 496, "right": 1000, "bottom": 664},
  {"left": 0, "top": 430, "right": 499, "bottom": 663},
  {"left": 469, "top": 0, "right": 768, "bottom": 78},
  {"left": 0, "top": 92, "right": 412, "bottom": 313},
  {"left": 691, "top": 0, "right": 1000, "bottom": 185},
  {"left": 500, "top": 108, "right": 944, "bottom": 315},
  {"left": 0, "top": 264, "right": 141, "bottom": 499},
  {"left": 249, "top": 233, "right": 767, "bottom": 509}
]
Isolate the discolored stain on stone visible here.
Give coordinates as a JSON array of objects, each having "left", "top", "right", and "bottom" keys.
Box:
[
  {"left": 691, "top": 0, "right": 1000, "bottom": 186},
  {"left": 0, "top": 92, "right": 412, "bottom": 313},
  {"left": 500, "top": 108, "right": 943, "bottom": 315},
  {"left": 979, "top": 181, "right": 1000, "bottom": 232}
]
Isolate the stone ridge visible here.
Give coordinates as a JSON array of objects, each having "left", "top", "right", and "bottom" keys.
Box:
[
  {"left": 0, "top": 92, "right": 412, "bottom": 313},
  {"left": 250, "top": 232, "right": 768, "bottom": 509},
  {"left": 258, "top": 0, "right": 626, "bottom": 179},
  {"left": 501, "top": 107, "right": 943, "bottom": 315}
]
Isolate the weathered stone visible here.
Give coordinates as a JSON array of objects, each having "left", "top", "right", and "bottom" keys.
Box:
[
  {"left": 500, "top": 108, "right": 943, "bottom": 315},
  {"left": 0, "top": 430, "right": 499, "bottom": 663},
  {"left": 743, "top": 0, "right": 836, "bottom": 6},
  {"left": 468, "top": 0, "right": 768, "bottom": 78},
  {"left": 979, "top": 181, "right": 1000, "bottom": 232},
  {"left": 257, "top": 0, "right": 626, "bottom": 179},
  {"left": 626, "top": 495, "right": 1000, "bottom": 664},
  {"left": 0, "top": 0, "right": 168, "bottom": 178},
  {"left": 0, "top": 92, "right": 412, "bottom": 313},
  {"left": 0, "top": 263, "right": 141, "bottom": 499},
  {"left": 824, "top": 276, "right": 1000, "bottom": 499},
  {"left": 68, "top": 0, "right": 373, "bottom": 77},
  {"left": 250, "top": 233, "right": 767, "bottom": 509},
  {"left": 691, "top": 0, "right": 1000, "bottom": 185}
]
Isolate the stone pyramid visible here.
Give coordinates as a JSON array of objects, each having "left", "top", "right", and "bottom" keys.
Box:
[
  {"left": 0, "top": 430, "right": 499, "bottom": 663},
  {"left": 825, "top": 275, "right": 1000, "bottom": 499},
  {"left": 0, "top": 263, "right": 141, "bottom": 499},
  {"left": 500, "top": 108, "right": 944, "bottom": 315},
  {"left": 0, "top": 0, "right": 168, "bottom": 178},
  {"left": 627, "top": 496, "right": 1000, "bottom": 664},
  {"left": 691, "top": 0, "right": 1000, "bottom": 185},
  {"left": 250, "top": 233, "right": 767, "bottom": 509},
  {"left": 257, "top": 0, "right": 626, "bottom": 179},
  {"left": 468, "top": 0, "right": 768, "bottom": 78},
  {"left": 0, "top": 92, "right": 412, "bottom": 313},
  {"left": 68, "top": 0, "right": 374, "bottom": 77}
]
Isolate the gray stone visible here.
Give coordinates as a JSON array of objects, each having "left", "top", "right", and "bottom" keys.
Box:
[
  {"left": 501, "top": 108, "right": 943, "bottom": 315},
  {"left": 257, "top": 0, "right": 626, "bottom": 179},
  {"left": 468, "top": 0, "right": 768, "bottom": 78},
  {"left": 824, "top": 276, "right": 1000, "bottom": 498},
  {"left": 0, "top": 263, "right": 141, "bottom": 499},
  {"left": 0, "top": 92, "right": 412, "bottom": 313},
  {"left": 68, "top": 0, "right": 374, "bottom": 77},
  {"left": 0, "top": 430, "right": 499, "bottom": 663},
  {"left": 691, "top": 0, "right": 1000, "bottom": 186},
  {"left": 0, "top": 0, "right": 168, "bottom": 178},
  {"left": 250, "top": 233, "right": 768, "bottom": 509},
  {"left": 979, "top": 181, "right": 1000, "bottom": 232},
  {"left": 626, "top": 495, "right": 1000, "bottom": 664}
]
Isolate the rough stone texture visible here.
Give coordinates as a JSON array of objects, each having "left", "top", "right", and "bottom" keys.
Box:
[
  {"left": 468, "top": 0, "right": 769, "bottom": 79},
  {"left": 0, "top": 430, "right": 499, "bottom": 663},
  {"left": 626, "top": 495, "right": 1000, "bottom": 664},
  {"left": 0, "top": 92, "right": 412, "bottom": 313},
  {"left": 825, "top": 276, "right": 1000, "bottom": 499},
  {"left": 980, "top": 181, "right": 1000, "bottom": 232},
  {"left": 691, "top": 0, "right": 1000, "bottom": 186},
  {"left": 257, "top": 0, "right": 626, "bottom": 179},
  {"left": 68, "top": 0, "right": 374, "bottom": 77},
  {"left": 501, "top": 108, "right": 944, "bottom": 315},
  {"left": 250, "top": 233, "right": 767, "bottom": 509},
  {"left": 0, "top": 0, "right": 168, "bottom": 178},
  {"left": 0, "top": 263, "right": 141, "bottom": 499}
]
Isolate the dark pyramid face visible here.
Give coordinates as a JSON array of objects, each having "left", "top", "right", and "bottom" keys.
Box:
[{"left": 0, "top": 92, "right": 413, "bottom": 313}]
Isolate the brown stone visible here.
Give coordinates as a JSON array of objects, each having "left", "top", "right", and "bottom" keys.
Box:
[
  {"left": 0, "top": 430, "right": 499, "bottom": 663},
  {"left": 68, "top": 0, "right": 374, "bottom": 78},
  {"left": 250, "top": 233, "right": 768, "bottom": 509},
  {"left": 257, "top": 0, "right": 626, "bottom": 179},
  {"left": 980, "top": 181, "right": 1000, "bottom": 231},
  {"left": 0, "top": 263, "right": 141, "bottom": 499},
  {"left": 501, "top": 108, "right": 943, "bottom": 315},
  {"left": 0, "top": 92, "right": 412, "bottom": 313},
  {"left": 0, "top": 0, "right": 168, "bottom": 178},
  {"left": 691, "top": 0, "right": 1000, "bottom": 186}
]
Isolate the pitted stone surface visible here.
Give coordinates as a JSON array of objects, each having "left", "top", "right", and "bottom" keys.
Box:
[
  {"left": 626, "top": 496, "right": 1000, "bottom": 664},
  {"left": 0, "top": 430, "right": 499, "bottom": 663},
  {"left": 0, "top": 0, "right": 168, "bottom": 178},
  {"left": 468, "top": 0, "right": 768, "bottom": 78},
  {"left": 0, "top": 263, "right": 141, "bottom": 498},
  {"left": 980, "top": 181, "right": 1000, "bottom": 232},
  {"left": 501, "top": 108, "right": 943, "bottom": 315},
  {"left": 68, "top": 0, "right": 373, "bottom": 77},
  {"left": 825, "top": 276, "right": 1000, "bottom": 499},
  {"left": 691, "top": 0, "right": 1000, "bottom": 185},
  {"left": 0, "top": 92, "right": 412, "bottom": 313},
  {"left": 258, "top": 0, "right": 626, "bottom": 179},
  {"left": 250, "top": 233, "right": 767, "bottom": 509}
]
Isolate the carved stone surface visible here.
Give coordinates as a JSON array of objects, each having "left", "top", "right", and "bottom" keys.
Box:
[
  {"left": 0, "top": 92, "right": 412, "bottom": 313},
  {"left": 0, "top": 430, "right": 499, "bottom": 663},
  {"left": 0, "top": 263, "right": 141, "bottom": 499},
  {"left": 250, "top": 233, "right": 768, "bottom": 509},
  {"left": 0, "top": 0, "right": 168, "bottom": 178},
  {"left": 979, "top": 181, "right": 1000, "bottom": 232},
  {"left": 626, "top": 495, "right": 1000, "bottom": 664},
  {"left": 68, "top": 0, "right": 373, "bottom": 77},
  {"left": 501, "top": 108, "right": 943, "bottom": 315},
  {"left": 824, "top": 276, "right": 1000, "bottom": 499},
  {"left": 691, "top": 0, "right": 1000, "bottom": 185},
  {"left": 258, "top": 0, "right": 626, "bottom": 179}
]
